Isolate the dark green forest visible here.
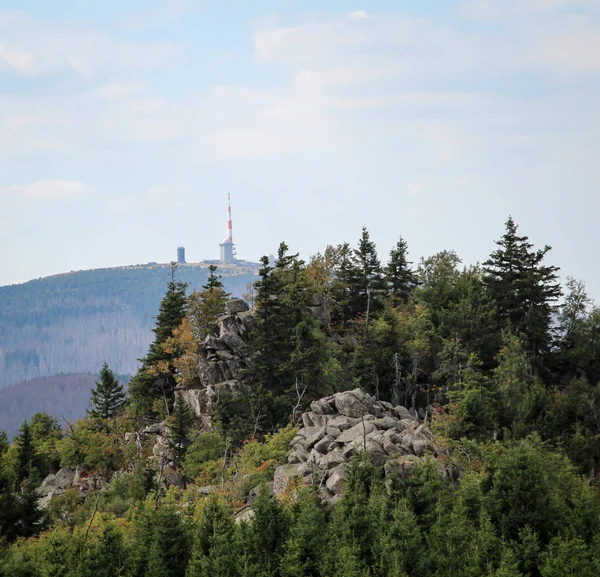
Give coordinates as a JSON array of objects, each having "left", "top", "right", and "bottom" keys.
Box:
[
  {"left": 1, "top": 217, "right": 600, "bottom": 576},
  {"left": 0, "top": 263, "right": 258, "bottom": 387}
]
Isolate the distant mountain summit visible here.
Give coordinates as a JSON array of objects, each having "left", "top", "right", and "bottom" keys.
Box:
[{"left": 0, "top": 262, "right": 259, "bottom": 388}]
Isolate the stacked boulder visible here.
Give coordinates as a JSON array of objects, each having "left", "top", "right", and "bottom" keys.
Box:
[
  {"left": 274, "top": 388, "right": 444, "bottom": 501},
  {"left": 177, "top": 298, "right": 254, "bottom": 417}
]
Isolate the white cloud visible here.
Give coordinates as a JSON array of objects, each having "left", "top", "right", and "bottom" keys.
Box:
[
  {"left": 348, "top": 10, "right": 368, "bottom": 20},
  {"left": 1, "top": 180, "right": 91, "bottom": 200},
  {"left": 0, "top": 12, "right": 177, "bottom": 77}
]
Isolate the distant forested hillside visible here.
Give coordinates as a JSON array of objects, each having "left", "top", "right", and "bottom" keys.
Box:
[
  {"left": 0, "top": 263, "right": 258, "bottom": 388},
  {"left": 0, "top": 374, "right": 99, "bottom": 440}
]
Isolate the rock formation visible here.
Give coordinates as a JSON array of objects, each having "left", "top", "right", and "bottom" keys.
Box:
[
  {"left": 177, "top": 298, "right": 254, "bottom": 417},
  {"left": 273, "top": 388, "right": 456, "bottom": 502}
]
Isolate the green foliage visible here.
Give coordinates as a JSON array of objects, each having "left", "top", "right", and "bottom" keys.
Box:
[
  {"left": 88, "top": 363, "right": 127, "bottom": 421},
  {"left": 183, "top": 433, "right": 225, "bottom": 480},
  {"left": 483, "top": 216, "right": 562, "bottom": 364},
  {"left": 187, "top": 496, "right": 239, "bottom": 577},
  {"left": 129, "top": 265, "right": 189, "bottom": 418},
  {"left": 169, "top": 396, "right": 196, "bottom": 468}
]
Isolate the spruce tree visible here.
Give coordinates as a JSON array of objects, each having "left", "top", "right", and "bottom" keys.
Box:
[
  {"left": 279, "top": 488, "right": 326, "bottom": 577},
  {"left": 146, "top": 505, "right": 191, "bottom": 577},
  {"left": 169, "top": 395, "right": 195, "bottom": 469},
  {"left": 385, "top": 236, "right": 418, "bottom": 306},
  {"left": 14, "top": 421, "right": 40, "bottom": 485},
  {"left": 187, "top": 496, "right": 239, "bottom": 577},
  {"left": 129, "top": 263, "right": 188, "bottom": 417},
  {"left": 188, "top": 265, "right": 230, "bottom": 341},
  {"left": 88, "top": 363, "right": 126, "bottom": 420},
  {"left": 483, "top": 216, "right": 562, "bottom": 364},
  {"left": 349, "top": 227, "right": 387, "bottom": 319}
]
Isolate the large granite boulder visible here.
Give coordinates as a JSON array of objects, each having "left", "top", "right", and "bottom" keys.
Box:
[{"left": 273, "top": 389, "right": 451, "bottom": 502}]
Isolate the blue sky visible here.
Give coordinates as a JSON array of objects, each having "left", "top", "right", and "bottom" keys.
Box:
[{"left": 1, "top": 0, "right": 599, "bottom": 298}]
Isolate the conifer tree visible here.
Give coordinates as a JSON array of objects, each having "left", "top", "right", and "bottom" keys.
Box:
[
  {"left": 188, "top": 265, "right": 230, "bottom": 341},
  {"left": 349, "top": 227, "right": 387, "bottom": 319},
  {"left": 146, "top": 505, "right": 191, "bottom": 577},
  {"left": 169, "top": 395, "right": 195, "bottom": 468},
  {"left": 129, "top": 263, "right": 188, "bottom": 417},
  {"left": 386, "top": 236, "right": 418, "bottom": 306},
  {"left": 187, "top": 496, "right": 240, "bottom": 577},
  {"left": 243, "top": 484, "right": 289, "bottom": 576},
  {"left": 279, "top": 488, "right": 326, "bottom": 577},
  {"left": 14, "top": 421, "right": 40, "bottom": 485},
  {"left": 88, "top": 363, "right": 127, "bottom": 420},
  {"left": 483, "top": 216, "right": 562, "bottom": 364}
]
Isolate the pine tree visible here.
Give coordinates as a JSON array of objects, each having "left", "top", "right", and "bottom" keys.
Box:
[
  {"left": 187, "top": 496, "right": 240, "bottom": 577},
  {"left": 385, "top": 236, "right": 418, "bottom": 306},
  {"left": 146, "top": 505, "right": 191, "bottom": 577},
  {"left": 15, "top": 421, "right": 40, "bottom": 485},
  {"left": 188, "top": 265, "right": 230, "bottom": 341},
  {"left": 169, "top": 395, "right": 195, "bottom": 469},
  {"left": 129, "top": 263, "right": 188, "bottom": 417},
  {"left": 349, "top": 227, "right": 387, "bottom": 319},
  {"left": 279, "top": 489, "right": 326, "bottom": 577},
  {"left": 88, "top": 363, "right": 126, "bottom": 420},
  {"left": 483, "top": 216, "right": 562, "bottom": 365},
  {"left": 243, "top": 484, "right": 289, "bottom": 577}
]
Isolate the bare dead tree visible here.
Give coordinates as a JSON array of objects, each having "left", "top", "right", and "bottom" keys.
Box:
[{"left": 292, "top": 376, "right": 308, "bottom": 423}]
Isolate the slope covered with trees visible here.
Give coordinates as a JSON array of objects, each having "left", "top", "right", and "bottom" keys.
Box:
[
  {"left": 0, "top": 263, "right": 258, "bottom": 387},
  {"left": 1, "top": 217, "right": 600, "bottom": 576}
]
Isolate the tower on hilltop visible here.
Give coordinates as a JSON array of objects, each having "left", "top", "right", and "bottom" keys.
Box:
[
  {"left": 177, "top": 246, "right": 186, "bottom": 264},
  {"left": 219, "top": 193, "right": 236, "bottom": 265}
]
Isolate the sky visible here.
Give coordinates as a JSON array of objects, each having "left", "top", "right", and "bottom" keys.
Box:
[{"left": 1, "top": 0, "right": 599, "bottom": 298}]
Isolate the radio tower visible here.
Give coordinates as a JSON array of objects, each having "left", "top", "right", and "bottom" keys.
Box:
[{"left": 219, "top": 193, "right": 236, "bottom": 265}]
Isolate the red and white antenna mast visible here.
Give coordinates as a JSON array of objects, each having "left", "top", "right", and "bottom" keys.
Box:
[{"left": 227, "top": 193, "right": 233, "bottom": 243}]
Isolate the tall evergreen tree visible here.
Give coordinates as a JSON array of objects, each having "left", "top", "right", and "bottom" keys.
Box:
[
  {"left": 385, "top": 236, "right": 418, "bottom": 306},
  {"left": 14, "top": 421, "right": 40, "bottom": 485},
  {"left": 129, "top": 263, "right": 188, "bottom": 417},
  {"left": 169, "top": 395, "right": 195, "bottom": 469},
  {"left": 349, "top": 227, "right": 387, "bottom": 319},
  {"left": 188, "top": 265, "right": 230, "bottom": 341},
  {"left": 146, "top": 505, "right": 191, "bottom": 577},
  {"left": 88, "top": 363, "right": 127, "bottom": 420},
  {"left": 483, "top": 217, "right": 562, "bottom": 365},
  {"left": 187, "top": 496, "right": 239, "bottom": 577}
]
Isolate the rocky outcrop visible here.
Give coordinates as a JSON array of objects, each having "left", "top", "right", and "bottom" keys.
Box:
[
  {"left": 274, "top": 388, "right": 451, "bottom": 502},
  {"left": 177, "top": 298, "right": 254, "bottom": 417},
  {"left": 38, "top": 466, "right": 104, "bottom": 508}
]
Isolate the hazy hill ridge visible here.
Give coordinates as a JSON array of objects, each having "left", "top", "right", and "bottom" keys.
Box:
[{"left": 0, "top": 263, "right": 258, "bottom": 388}]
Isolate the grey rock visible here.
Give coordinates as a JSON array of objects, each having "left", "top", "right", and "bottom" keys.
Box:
[
  {"left": 310, "top": 398, "right": 336, "bottom": 415},
  {"left": 327, "top": 415, "right": 360, "bottom": 431},
  {"left": 415, "top": 424, "right": 436, "bottom": 443},
  {"left": 334, "top": 389, "right": 381, "bottom": 418},
  {"left": 298, "top": 462, "right": 316, "bottom": 478},
  {"left": 372, "top": 417, "right": 403, "bottom": 430},
  {"left": 273, "top": 464, "right": 300, "bottom": 494},
  {"left": 336, "top": 421, "right": 377, "bottom": 444},
  {"left": 220, "top": 331, "right": 246, "bottom": 350},
  {"left": 226, "top": 298, "right": 249, "bottom": 314},
  {"left": 288, "top": 446, "right": 309, "bottom": 464},
  {"left": 412, "top": 439, "right": 432, "bottom": 457},
  {"left": 237, "top": 311, "right": 255, "bottom": 331},
  {"left": 302, "top": 412, "right": 330, "bottom": 428},
  {"left": 382, "top": 439, "right": 406, "bottom": 456},
  {"left": 314, "top": 435, "right": 336, "bottom": 454},
  {"left": 304, "top": 428, "right": 327, "bottom": 451},
  {"left": 198, "top": 485, "right": 219, "bottom": 495},
  {"left": 393, "top": 405, "right": 415, "bottom": 421},
  {"left": 319, "top": 450, "right": 346, "bottom": 470},
  {"left": 326, "top": 464, "right": 348, "bottom": 495},
  {"left": 325, "top": 427, "right": 341, "bottom": 439},
  {"left": 204, "top": 335, "right": 230, "bottom": 350},
  {"left": 297, "top": 426, "right": 324, "bottom": 440}
]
